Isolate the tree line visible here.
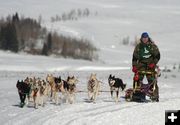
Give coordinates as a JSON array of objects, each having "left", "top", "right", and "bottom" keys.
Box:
[{"left": 0, "top": 13, "right": 98, "bottom": 61}]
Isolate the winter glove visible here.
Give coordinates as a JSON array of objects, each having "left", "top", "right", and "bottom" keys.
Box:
[
  {"left": 132, "top": 66, "right": 138, "bottom": 73},
  {"left": 148, "top": 63, "right": 155, "bottom": 69},
  {"left": 134, "top": 74, "right": 139, "bottom": 81}
]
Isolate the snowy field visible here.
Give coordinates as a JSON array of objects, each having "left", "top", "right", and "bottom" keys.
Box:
[{"left": 0, "top": 0, "right": 180, "bottom": 125}]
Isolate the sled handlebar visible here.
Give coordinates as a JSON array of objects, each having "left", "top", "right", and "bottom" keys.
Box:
[{"left": 137, "top": 71, "right": 155, "bottom": 75}]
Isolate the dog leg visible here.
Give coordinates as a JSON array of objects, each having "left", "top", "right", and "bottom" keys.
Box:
[
  {"left": 73, "top": 94, "right": 75, "bottom": 104},
  {"left": 93, "top": 89, "right": 99, "bottom": 103},
  {"left": 52, "top": 90, "right": 56, "bottom": 102},
  {"left": 92, "top": 92, "right": 96, "bottom": 102},
  {"left": 88, "top": 91, "right": 93, "bottom": 101},
  {"left": 34, "top": 96, "right": 38, "bottom": 109},
  {"left": 44, "top": 94, "right": 47, "bottom": 105},
  {"left": 50, "top": 87, "right": 53, "bottom": 98},
  {"left": 41, "top": 95, "right": 45, "bottom": 107},
  {"left": 47, "top": 86, "right": 51, "bottom": 98},
  {"left": 25, "top": 95, "right": 29, "bottom": 106},
  {"left": 111, "top": 91, "right": 113, "bottom": 99},
  {"left": 65, "top": 92, "right": 68, "bottom": 103},
  {"left": 67, "top": 93, "right": 71, "bottom": 104},
  {"left": 98, "top": 83, "right": 101, "bottom": 95},
  {"left": 88, "top": 91, "right": 90, "bottom": 99},
  {"left": 115, "top": 89, "right": 119, "bottom": 103},
  {"left": 50, "top": 88, "right": 54, "bottom": 101},
  {"left": 41, "top": 96, "right": 44, "bottom": 106},
  {"left": 50, "top": 90, "right": 53, "bottom": 102},
  {"left": 28, "top": 93, "right": 33, "bottom": 102},
  {"left": 71, "top": 93, "right": 75, "bottom": 104},
  {"left": 91, "top": 93, "right": 94, "bottom": 101},
  {"left": 68, "top": 94, "right": 74, "bottom": 104},
  {"left": 38, "top": 96, "right": 41, "bottom": 106},
  {"left": 37, "top": 92, "right": 40, "bottom": 108},
  {"left": 55, "top": 92, "right": 59, "bottom": 105},
  {"left": 33, "top": 96, "right": 35, "bottom": 108},
  {"left": 54, "top": 92, "right": 57, "bottom": 104}
]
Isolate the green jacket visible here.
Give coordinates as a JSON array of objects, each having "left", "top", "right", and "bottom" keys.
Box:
[{"left": 132, "top": 40, "right": 160, "bottom": 68}]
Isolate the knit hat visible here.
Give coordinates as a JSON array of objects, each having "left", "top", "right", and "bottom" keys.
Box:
[{"left": 141, "top": 32, "right": 149, "bottom": 38}]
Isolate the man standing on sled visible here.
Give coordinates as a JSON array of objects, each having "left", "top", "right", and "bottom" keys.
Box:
[{"left": 132, "top": 32, "right": 160, "bottom": 102}]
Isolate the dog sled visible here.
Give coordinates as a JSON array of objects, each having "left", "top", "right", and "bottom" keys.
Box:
[{"left": 125, "top": 70, "right": 160, "bottom": 102}]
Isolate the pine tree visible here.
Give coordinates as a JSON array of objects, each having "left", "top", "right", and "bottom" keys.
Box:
[
  {"left": 12, "top": 12, "right": 19, "bottom": 22},
  {"left": 0, "top": 27, "right": 3, "bottom": 48},
  {"left": 42, "top": 43, "right": 48, "bottom": 56},
  {"left": 6, "top": 23, "right": 19, "bottom": 52},
  {"left": 61, "top": 41, "right": 68, "bottom": 57},
  {"left": 0, "top": 26, "right": 6, "bottom": 49},
  {"left": 47, "top": 33, "right": 52, "bottom": 51},
  {"left": 0, "top": 23, "right": 19, "bottom": 52}
]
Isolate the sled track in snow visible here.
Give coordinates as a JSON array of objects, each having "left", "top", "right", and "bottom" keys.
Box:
[
  {"left": 5, "top": 93, "right": 180, "bottom": 125},
  {"left": 5, "top": 100, "right": 151, "bottom": 125}
]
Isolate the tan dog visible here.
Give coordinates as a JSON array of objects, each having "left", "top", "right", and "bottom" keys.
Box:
[
  {"left": 46, "top": 74, "right": 56, "bottom": 101},
  {"left": 25, "top": 77, "right": 46, "bottom": 109},
  {"left": 87, "top": 74, "right": 100, "bottom": 103},
  {"left": 30, "top": 79, "right": 41, "bottom": 109},
  {"left": 46, "top": 74, "right": 65, "bottom": 105},
  {"left": 39, "top": 80, "right": 49, "bottom": 106}
]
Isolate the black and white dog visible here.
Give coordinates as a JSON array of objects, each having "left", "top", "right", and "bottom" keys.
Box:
[
  {"left": 108, "top": 74, "right": 126, "bottom": 102},
  {"left": 63, "top": 76, "right": 78, "bottom": 104}
]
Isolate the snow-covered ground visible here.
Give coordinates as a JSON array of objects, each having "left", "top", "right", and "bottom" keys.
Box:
[{"left": 0, "top": 0, "right": 180, "bottom": 125}]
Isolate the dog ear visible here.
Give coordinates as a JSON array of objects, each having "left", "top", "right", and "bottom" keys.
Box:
[
  {"left": 109, "top": 74, "right": 112, "bottom": 77},
  {"left": 67, "top": 76, "right": 70, "bottom": 80}
]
